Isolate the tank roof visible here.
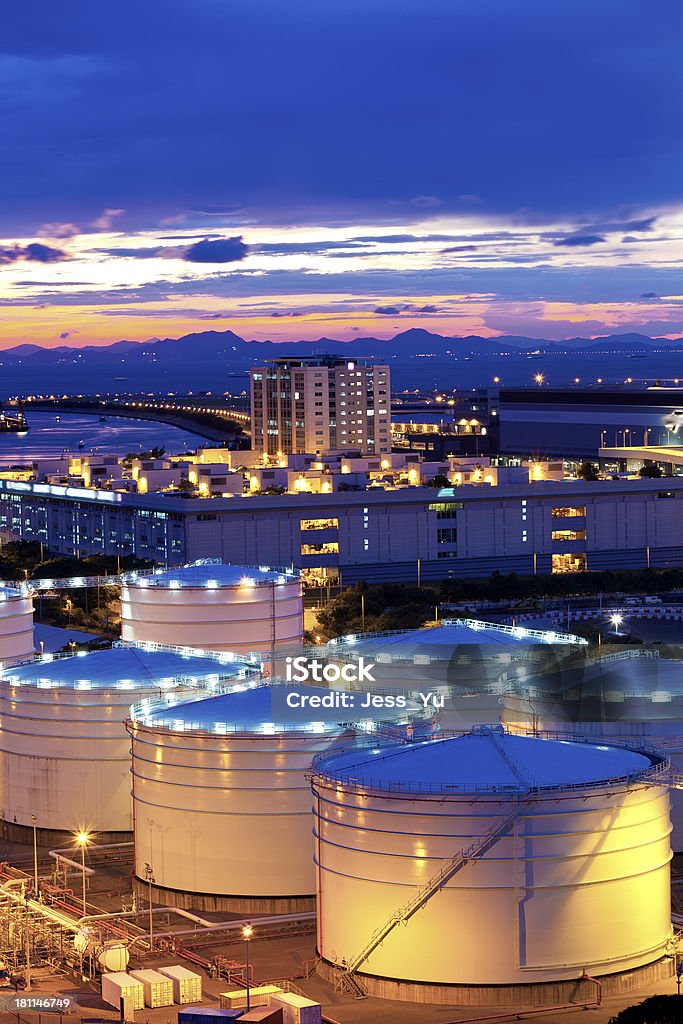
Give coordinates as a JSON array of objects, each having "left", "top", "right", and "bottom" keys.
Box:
[
  {"left": 0, "top": 645, "right": 247, "bottom": 690},
  {"left": 123, "top": 559, "right": 298, "bottom": 589},
  {"left": 329, "top": 619, "right": 586, "bottom": 657},
  {"left": 312, "top": 726, "right": 663, "bottom": 795},
  {"left": 133, "top": 683, "right": 421, "bottom": 734}
]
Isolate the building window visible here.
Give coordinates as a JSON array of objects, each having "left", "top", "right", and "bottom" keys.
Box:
[
  {"left": 300, "top": 517, "right": 339, "bottom": 531},
  {"left": 551, "top": 529, "right": 586, "bottom": 542},
  {"left": 301, "top": 542, "right": 339, "bottom": 555},
  {"left": 552, "top": 553, "right": 587, "bottom": 573},
  {"left": 437, "top": 527, "right": 457, "bottom": 545},
  {"left": 551, "top": 506, "right": 586, "bottom": 518}
]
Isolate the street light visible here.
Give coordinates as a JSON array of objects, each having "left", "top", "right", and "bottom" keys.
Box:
[
  {"left": 242, "top": 923, "right": 253, "bottom": 1010},
  {"left": 609, "top": 613, "right": 624, "bottom": 635},
  {"left": 74, "top": 831, "right": 91, "bottom": 916}
]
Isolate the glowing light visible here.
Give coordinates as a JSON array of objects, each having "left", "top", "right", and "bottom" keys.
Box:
[
  {"left": 74, "top": 831, "right": 91, "bottom": 847},
  {"left": 534, "top": 373, "right": 544, "bottom": 385}
]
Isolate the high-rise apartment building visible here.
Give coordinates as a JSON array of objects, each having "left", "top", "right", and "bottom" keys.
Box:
[{"left": 250, "top": 356, "right": 391, "bottom": 455}]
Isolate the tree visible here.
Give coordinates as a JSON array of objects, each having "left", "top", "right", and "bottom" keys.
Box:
[
  {"left": 577, "top": 460, "right": 600, "bottom": 481},
  {"left": 639, "top": 463, "right": 663, "bottom": 478},
  {"left": 609, "top": 995, "right": 683, "bottom": 1023},
  {"left": 426, "top": 474, "right": 451, "bottom": 488}
]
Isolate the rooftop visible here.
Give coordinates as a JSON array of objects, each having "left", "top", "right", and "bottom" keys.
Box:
[
  {"left": 0, "top": 644, "right": 248, "bottom": 690},
  {"left": 328, "top": 619, "right": 586, "bottom": 656},
  {"left": 132, "top": 682, "right": 421, "bottom": 734},
  {"left": 311, "top": 725, "right": 663, "bottom": 795},
  {"left": 123, "top": 559, "right": 298, "bottom": 589}
]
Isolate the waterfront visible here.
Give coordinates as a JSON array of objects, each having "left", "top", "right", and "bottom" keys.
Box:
[{"left": 0, "top": 411, "right": 214, "bottom": 465}]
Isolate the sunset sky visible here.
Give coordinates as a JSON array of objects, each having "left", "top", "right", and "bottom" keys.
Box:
[{"left": 1, "top": 0, "right": 682, "bottom": 349}]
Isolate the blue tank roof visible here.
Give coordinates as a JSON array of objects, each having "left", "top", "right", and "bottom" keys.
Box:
[
  {"left": 312, "top": 726, "right": 660, "bottom": 794},
  {"left": 329, "top": 619, "right": 585, "bottom": 656},
  {"left": 128, "top": 560, "right": 297, "bottom": 589},
  {"left": 1, "top": 646, "right": 247, "bottom": 690},
  {"left": 138, "top": 683, "right": 422, "bottom": 734}
]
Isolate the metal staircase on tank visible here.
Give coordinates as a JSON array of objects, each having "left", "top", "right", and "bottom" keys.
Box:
[{"left": 336, "top": 792, "right": 533, "bottom": 997}]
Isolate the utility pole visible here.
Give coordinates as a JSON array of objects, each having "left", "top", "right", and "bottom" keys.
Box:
[{"left": 31, "top": 816, "right": 38, "bottom": 894}]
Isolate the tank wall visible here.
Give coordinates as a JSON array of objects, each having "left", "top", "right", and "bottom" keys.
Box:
[
  {"left": 0, "top": 594, "right": 34, "bottom": 663},
  {"left": 0, "top": 683, "right": 183, "bottom": 832},
  {"left": 314, "top": 781, "right": 672, "bottom": 985},
  {"left": 131, "top": 725, "right": 344, "bottom": 899},
  {"left": 121, "top": 580, "right": 303, "bottom": 654},
  {"left": 502, "top": 694, "right": 683, "bottom": 851}
]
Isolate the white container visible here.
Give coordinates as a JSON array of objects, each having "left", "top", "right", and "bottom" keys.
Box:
[
  {"left": 270, "top": 992, "right": 322, "bottom": 1024},
  {"left": 0, "top": 644, "right": 250, "bottom": 834},
  {"left": 121, "top": 560, "right": 303, "bottom": 656},
  {"left": 128, "top": 684, "right": 422, "bottom": 913},
  {"left": 158, "top": 964, "right": 202, "bottom": 1004},
  {"left": 101, "top": 972, "right": 144, "bottom": 1011},
  {"left": 221, "top": 985, "right": 283, "bottom": 1009},
  {"left": 311, "top": 728, "right": 672, "bottom": 990},
  {"left": 130, "top": 968, "right": 174, "bottom": 1007},
  {"left": 0, "top": 586, "right": 34, "bottom": 664}
]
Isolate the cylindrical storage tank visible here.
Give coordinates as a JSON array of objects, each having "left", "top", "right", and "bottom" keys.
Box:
[
  {"left": 326, "top": 619, "right": 586, "bottom": 731},
  {"left": 503, "top": 648, "right": 683, "bottom": 851},
  {"left": 0, "top": 644, "right": 253, "bottom": 842},
  {"left": 120, "top": 560, "right": 303, "bottom": 656},
  {"left": 128, "top": 683, "right": 423, "bottom": 914},
  {"left": 0, "top": 585, "right": 34, "bottom": 664},
  {"left": 312, "top": 726, "right": 672, "bottom": 1004}
]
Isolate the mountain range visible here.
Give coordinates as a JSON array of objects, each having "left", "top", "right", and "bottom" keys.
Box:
[{"left": 1, "top": 329, "right": 682, "bottom": 368}]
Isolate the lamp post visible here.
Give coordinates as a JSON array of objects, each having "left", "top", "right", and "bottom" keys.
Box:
[
  {"left": 74, "top": 831, "right": 91, "bottom": 916},
  {"left": 242, "top": 923, "right": 253, "bottom": 1010},
  {"left": 31, "top": 816, "right": 38, "bottom": 894},
  {"left": 144, "top": 863, "right": 155, "bottom": 951}
]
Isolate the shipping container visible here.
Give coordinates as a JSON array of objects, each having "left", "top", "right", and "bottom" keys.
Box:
[
  {"left": 221, "top": 986, "right": 283, "bottom": 1010},
  {"left": 177, "top": 1010, "right": 244, "bottom": 1023},
  {"left": 130, "top": 967, "right": 175, "bottom": 1007},
  {"left": 239, "top": 1008, "right": 283, "bottom": 1024},
  {"left": 270, "top": 992, "right": 322, "bottom": 1024},
  {"left": 101, "top": 971, "right": 144, "bottom": 1011},
  {"left": 159, "top": 963, "right": 203, "bottom": 1003}
]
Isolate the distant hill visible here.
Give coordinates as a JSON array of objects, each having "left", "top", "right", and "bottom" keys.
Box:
[{"left": 1, "top": 328, "right": 682, "bottom": 369}]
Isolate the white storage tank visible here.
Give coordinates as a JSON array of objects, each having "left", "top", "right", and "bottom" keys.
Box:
[
  {"left": 120, "top": 559, "right": 303, "bottom": 656},
  {"left": 311, "top": 726, "right": 672, "bottom": 1004},
  {"left": 128, "top": 683, "right": 425, "bottom": 914},
  {"left": 503, "top": 648, "right": 683, "bottom": 850},
  {"left": 326, "top": 619, "right": 586, "bottom": 731},
  {"left": 0, "top": 643, "right": 254, "bottom": 840},
  {"left": 0, "top": 585, "right": 34, "bottom": 664}
]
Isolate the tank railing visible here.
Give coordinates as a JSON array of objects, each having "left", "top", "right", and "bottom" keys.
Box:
[
  {"left": 591, "top": 648, "right": 662, "bottom": 663},
  {"left": 0, "top": 639, "right": 260, "bottom": 675},
  {"left": 128, "top": 676, "right": 272, "bottom": 721},
  {"left": 0, "top": 559, "right": 300, "bottom": 595},
  {"left": 327, "top": 619, "right": 587, "bottom": 648},
  {"left": 114, "top": 638, "right": 260, "bottom": 667}
]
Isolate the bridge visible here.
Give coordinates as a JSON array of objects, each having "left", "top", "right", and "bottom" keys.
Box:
[{"left": 18, "top": 394, "right": 250, "bottom": 443}]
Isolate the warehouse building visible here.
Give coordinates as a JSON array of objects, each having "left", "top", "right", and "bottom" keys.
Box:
[{"left": 2, "top": 476, "right": 683, "bottom": 584}]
